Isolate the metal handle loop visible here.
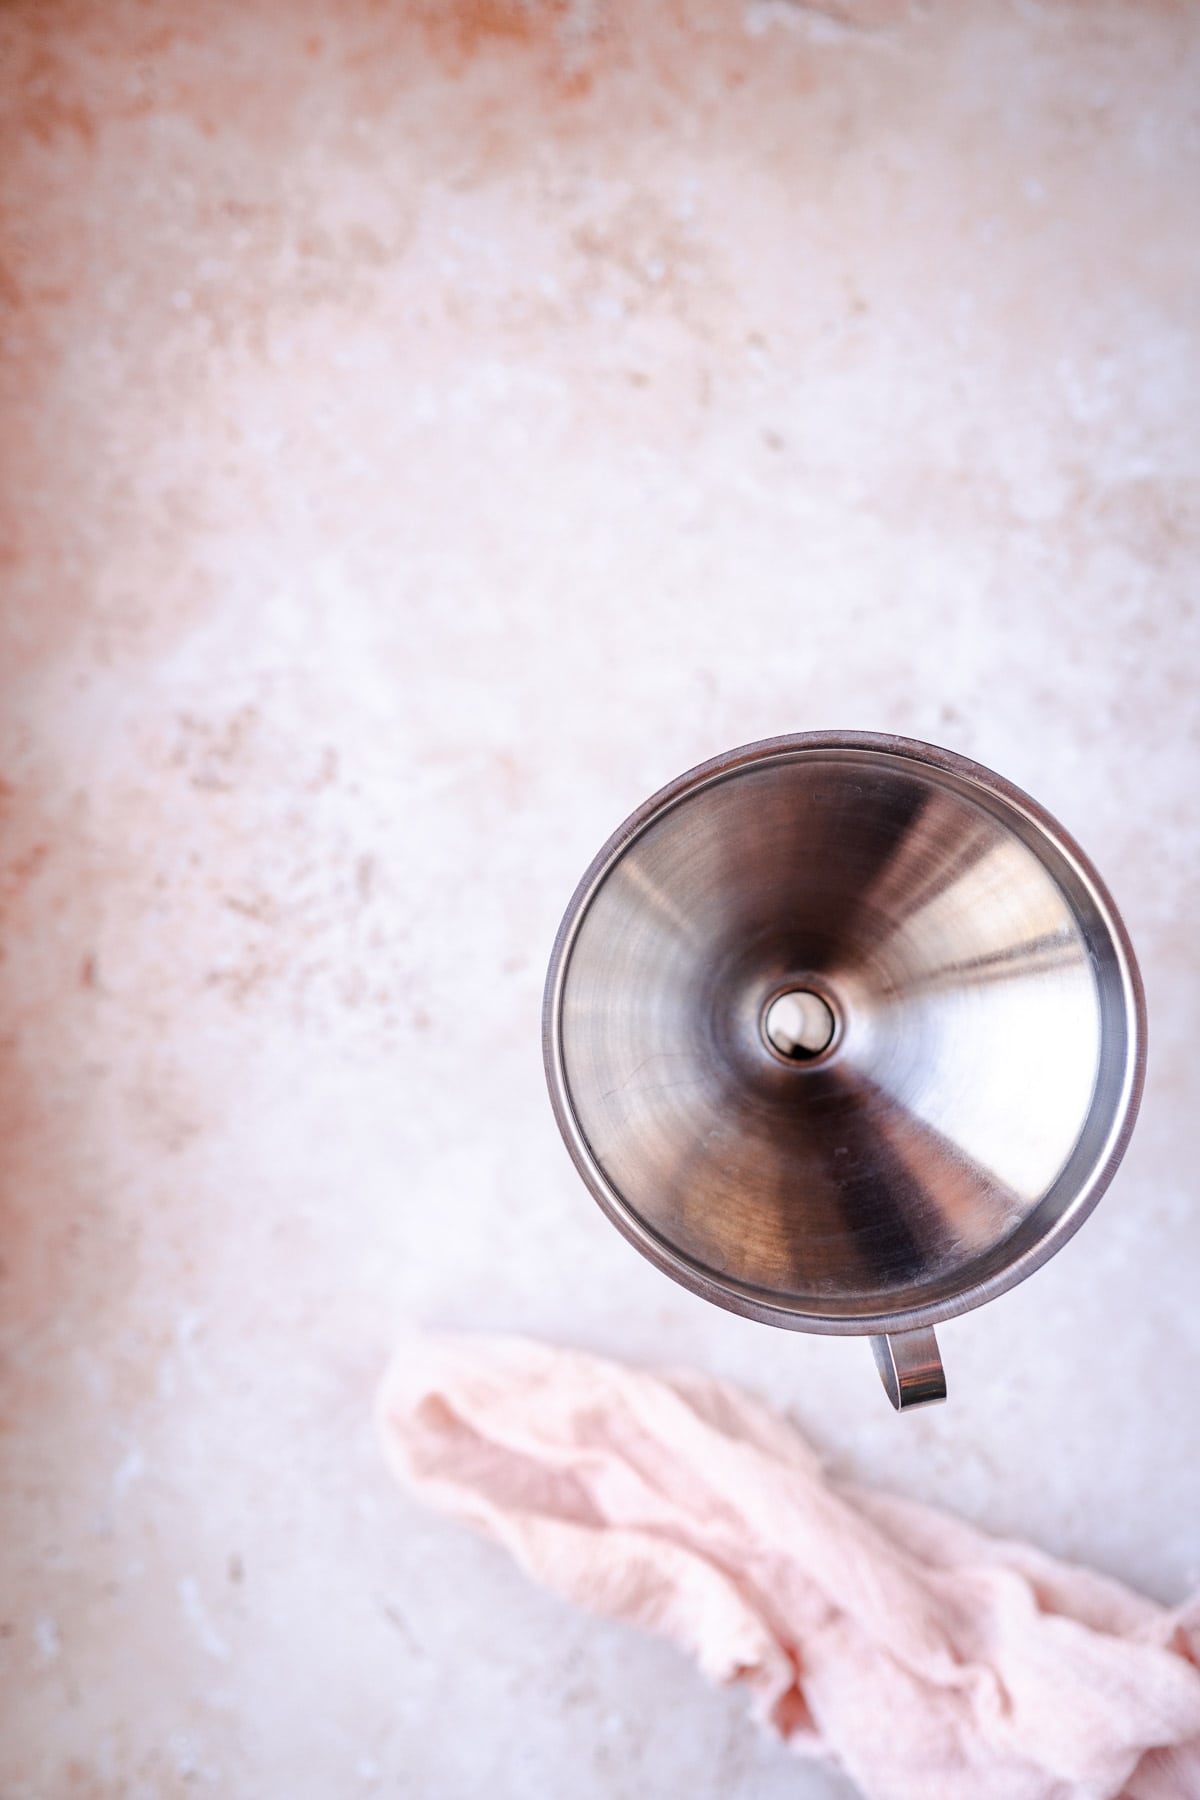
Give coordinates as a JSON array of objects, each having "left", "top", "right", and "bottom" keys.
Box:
[{"left": 871, "top": 1327, "right": 947, "bottom": 1410}]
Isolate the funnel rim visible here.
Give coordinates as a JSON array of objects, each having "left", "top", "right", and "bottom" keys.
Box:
[{"left": 542, "top": 731, "right": 1147, "bottom": 1338}]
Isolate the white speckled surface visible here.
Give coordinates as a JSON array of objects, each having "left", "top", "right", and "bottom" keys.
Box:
[{"left": 1, "top": 3, "right": 1198, "bottom": 1796}]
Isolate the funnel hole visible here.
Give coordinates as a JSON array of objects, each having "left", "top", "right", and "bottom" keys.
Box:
[{"left": 762, "top": 988, "right": 837, "bottom": 1062}]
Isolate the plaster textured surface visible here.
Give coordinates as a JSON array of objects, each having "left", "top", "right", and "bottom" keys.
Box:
[{"left": 1, "top": 3, "right": 1198, "bottom": 1796}]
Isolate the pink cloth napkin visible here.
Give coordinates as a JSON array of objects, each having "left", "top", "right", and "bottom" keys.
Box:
[{"left": 377, "top": 1334, "right": 1200, "bottom": 1800}]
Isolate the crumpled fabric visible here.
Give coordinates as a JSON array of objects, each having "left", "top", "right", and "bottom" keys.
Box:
[{"left": 376, "top": 1333, "right": 1200, "bottom": 1800}]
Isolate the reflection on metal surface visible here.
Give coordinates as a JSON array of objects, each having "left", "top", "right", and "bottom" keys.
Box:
[{"left": 544, "top": 733, "right": 1146, "bottom": 1404}]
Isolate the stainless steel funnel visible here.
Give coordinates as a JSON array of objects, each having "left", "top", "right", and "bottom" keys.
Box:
[{"left": 543, "top": 733, "right": 1146, "bottom": 1409}]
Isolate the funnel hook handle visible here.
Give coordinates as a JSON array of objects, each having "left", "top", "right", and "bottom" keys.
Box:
[{"left": 871, "top": 1327, "right": 946, "bottom": 1410}]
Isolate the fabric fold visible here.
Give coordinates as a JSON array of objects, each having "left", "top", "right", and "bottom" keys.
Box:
[{"left": 377, "top": 1334, "right": 1200, "bottom": 1800}]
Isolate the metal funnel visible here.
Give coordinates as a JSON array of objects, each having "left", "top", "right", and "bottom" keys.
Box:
[{"left": 543, "top": 733, "right": 1146, "bottom": 1410}]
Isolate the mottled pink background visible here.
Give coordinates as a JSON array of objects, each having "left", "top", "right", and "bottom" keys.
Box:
[{"left": 1, "top": 4, "right": 1198, "bottom": 1797}]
